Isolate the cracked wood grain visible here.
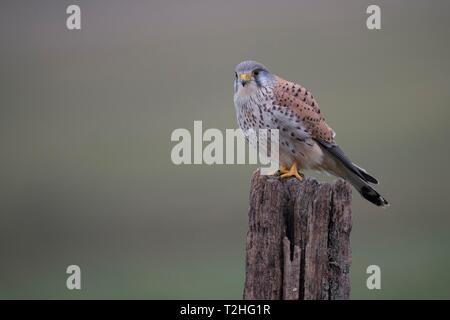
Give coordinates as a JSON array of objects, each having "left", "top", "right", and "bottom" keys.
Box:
[{"left": 243, "top": 170, "right": 352, "bottom": 300}]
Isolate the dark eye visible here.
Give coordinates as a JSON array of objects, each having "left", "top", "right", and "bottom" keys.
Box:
[{"left": 253, "top": 70, "right": 259, "bottom": 76}]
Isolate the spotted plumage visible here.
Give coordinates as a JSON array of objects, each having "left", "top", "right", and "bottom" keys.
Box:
[{"left": 233, "top": 60, "right": 388, "bottom": 207}]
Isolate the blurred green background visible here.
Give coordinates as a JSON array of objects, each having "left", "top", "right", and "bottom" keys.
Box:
[{"left": 1, "top": 0, "right": 449, "bottom": 299}]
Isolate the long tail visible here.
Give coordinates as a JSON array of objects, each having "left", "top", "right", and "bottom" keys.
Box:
[
  {"left": 318, "top": 140, "right": 389, "bottom": 208},
  {"left": 344, "top": 169, "right": 389, "bottom": 207}
]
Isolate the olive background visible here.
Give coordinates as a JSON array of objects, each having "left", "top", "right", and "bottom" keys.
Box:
[{"left": 1, "top": 0, "right": 449, "bottom": 299}]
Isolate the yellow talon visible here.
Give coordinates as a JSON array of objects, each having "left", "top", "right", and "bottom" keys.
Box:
[
  {"left": 280, "top": 162, "right": 304, "bottom": 181},
  {"left": 278, "top": 164, "right": 290, "bottom": 175}
]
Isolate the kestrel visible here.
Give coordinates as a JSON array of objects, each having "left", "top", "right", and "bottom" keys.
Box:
[{"left": 233, "top": 60, "right": 388, "bottom": 207}]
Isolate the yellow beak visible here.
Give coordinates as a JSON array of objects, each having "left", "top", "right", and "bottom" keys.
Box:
[{"left": 239, "top": 73, "right": 252, "bottom": 81}]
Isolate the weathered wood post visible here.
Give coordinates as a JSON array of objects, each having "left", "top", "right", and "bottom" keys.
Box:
[{"left": 243, "top": 170, "right": 352, "bottom": 300}]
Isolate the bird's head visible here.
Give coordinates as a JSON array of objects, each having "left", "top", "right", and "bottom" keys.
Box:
[{"left": 234, "top": 60, "right": 275, "bottom": 97}]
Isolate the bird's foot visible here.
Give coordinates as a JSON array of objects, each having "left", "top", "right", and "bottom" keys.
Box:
[
  {"left": 279, "top": 163, "right": 304, "bottom": 181},
  {"left": 277, "top": 165, "right": 290, "bottom": 175}
]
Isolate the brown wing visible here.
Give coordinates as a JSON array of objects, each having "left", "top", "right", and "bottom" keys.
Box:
[{"left": 273, "top": 76, "right": 335, "bottom": 143}]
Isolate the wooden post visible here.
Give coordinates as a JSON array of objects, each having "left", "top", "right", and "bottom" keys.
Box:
[{"left": 243, "top": 170, "right": 352, "bottom": 300}]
